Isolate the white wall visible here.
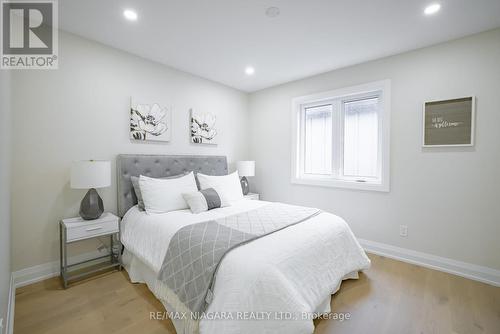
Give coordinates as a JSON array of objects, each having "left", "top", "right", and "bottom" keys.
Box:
[
  {"left": 0, "top": 71, "right": 12, "bottom": 331},
  {"left": 10, "top": 31, "right": 250, "bottom": 271},
  {"left": 248, "top": 28, "right": 500, "bottom": 270},
  {"left": 9, "top": 27, "right": 500, "bottom": 274}
]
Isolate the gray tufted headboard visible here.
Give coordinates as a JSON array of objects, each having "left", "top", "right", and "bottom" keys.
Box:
[{"left": 117, "top": 154, "right": 228, "bottom": 217}]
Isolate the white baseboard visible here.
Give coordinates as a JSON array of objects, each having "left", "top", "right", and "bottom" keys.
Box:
[
  {"left": 12, "top": 250, "right": 106, "bottom": 288},
  {"left": 358, "top": 238, "right": 500, "bottom": 287},
  {"left": 6, "top": 274, "right": 15, "bottom": 334}
]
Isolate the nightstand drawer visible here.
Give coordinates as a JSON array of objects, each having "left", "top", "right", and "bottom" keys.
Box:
[{"left": 66, "top": 220, "right": 118, "bottom": 242}]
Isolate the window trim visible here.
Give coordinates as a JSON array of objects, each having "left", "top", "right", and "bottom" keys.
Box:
[{"left": 291, "top": 80, "right": 391, "bottom": 192}]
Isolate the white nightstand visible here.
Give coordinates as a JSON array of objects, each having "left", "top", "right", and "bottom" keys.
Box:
[
  {"left": 244, "top": 193, "right": 260, "bottom": 200},
  {"left": 60, "top": 213, "right": 121, "bottom": 288}
]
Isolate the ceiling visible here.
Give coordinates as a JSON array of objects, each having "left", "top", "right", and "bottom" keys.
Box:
[{"left": 59, "top": 0, "right": 500, "bottom": 92}]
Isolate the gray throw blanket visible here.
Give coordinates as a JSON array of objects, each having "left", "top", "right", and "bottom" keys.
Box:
[{"left": 157, "top": 203, "right": 321, "bottom": 314}]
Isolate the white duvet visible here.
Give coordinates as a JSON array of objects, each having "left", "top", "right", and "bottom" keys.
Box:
[{"left": 121, "top": 200, "right": 370, "bottom": 334}]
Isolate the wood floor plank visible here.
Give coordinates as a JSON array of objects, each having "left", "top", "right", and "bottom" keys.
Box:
[{"left": 14, "top": 254, "right": 500, "bottom": 334}]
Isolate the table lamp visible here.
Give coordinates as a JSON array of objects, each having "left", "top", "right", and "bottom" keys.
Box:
[
  {"left": 71, "top": 160, "right": 111, "bottom": 220},
  {"left": 236, "top": 161, "right": 255, "bottom": 195}
]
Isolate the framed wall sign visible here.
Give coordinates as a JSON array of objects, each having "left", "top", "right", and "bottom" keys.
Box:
[{"left": 422, "top": 96, "right": 475, "bottom": 147}]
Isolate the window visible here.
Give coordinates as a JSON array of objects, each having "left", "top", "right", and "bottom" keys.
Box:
[{"left": 292, "top": 80, "right": 390, "bottom": 192}]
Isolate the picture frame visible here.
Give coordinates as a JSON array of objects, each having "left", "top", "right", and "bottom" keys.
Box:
[
  {"left": 190, "top": 108, "right": 218, "bottom": 145},
  {"left": 130, "top": 97, "right": 172, "bottom": 143},
  {"left": 422, "top": 96, "right": 475, "bottom": 147}
]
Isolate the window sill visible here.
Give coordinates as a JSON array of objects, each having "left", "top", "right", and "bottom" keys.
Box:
[{"left": 291, "top": 176, "right": 389, "bottom": 192}]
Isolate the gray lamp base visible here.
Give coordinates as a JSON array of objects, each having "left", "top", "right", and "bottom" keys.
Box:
[
  {"left": 80, "top": 188, "right": 104, "bottom": 220},
  {"left": 240, "top": 176, "right": 250, "bottom": 195}
]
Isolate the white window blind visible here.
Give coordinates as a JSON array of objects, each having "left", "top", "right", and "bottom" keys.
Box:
[
  {"left": 304, "top": 104, "right": 333, "bottom": 175},
  {"left": 343, "top": 97, "right": 379, "bottom": 178}
]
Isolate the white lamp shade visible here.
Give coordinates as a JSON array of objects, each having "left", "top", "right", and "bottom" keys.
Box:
[
  {"left": 236, "top": 161, "right": 255, "bottom": 177},
  {"left": 71, "top": 160, "right": 111, "bottom": 189}
]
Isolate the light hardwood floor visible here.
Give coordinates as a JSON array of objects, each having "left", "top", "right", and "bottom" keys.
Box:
[{"left": 14, "top": 254, "right": 500, "bottom": 334}]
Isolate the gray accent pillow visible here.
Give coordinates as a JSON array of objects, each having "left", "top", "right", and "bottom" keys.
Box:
[
  {"left": 182, "top": 188, "right": 222, "bottom": 214},
  {"left": 131, "top": 173, "right": 188, "bottom": 210}
]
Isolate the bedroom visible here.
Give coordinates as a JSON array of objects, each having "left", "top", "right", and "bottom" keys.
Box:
[{"left": 0, "top": 0, "right": 499, "bottom": 334}]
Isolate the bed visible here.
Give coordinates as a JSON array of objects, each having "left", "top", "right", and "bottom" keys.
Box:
[{"left": 117, "top": 154, "right": 370, "bottom": 334}]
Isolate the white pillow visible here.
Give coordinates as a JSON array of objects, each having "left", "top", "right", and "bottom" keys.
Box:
[
  {"left": 139, "top": 172, "right": 197, "bottom": 214},
  {"left": 196, "top": 171, "right": 243, "bottom": 206}
]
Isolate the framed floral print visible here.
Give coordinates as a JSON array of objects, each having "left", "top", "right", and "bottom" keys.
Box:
[
  {"left": 130, "top": 97, "right": 172, "bottom": 142},
  {"left": 190, "top": 108, "right": 218, "bottom": 145}
]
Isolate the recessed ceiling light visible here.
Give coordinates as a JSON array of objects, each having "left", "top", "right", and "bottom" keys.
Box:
[
  {"left": 123, "top": 9, "right": 138, "bottom": 21},
  {"left": 265, "top": 7, "right": 280, "bottom": 18},
  {"left": 245, "top": 66, "right": 255, "bottom": 76},
  {"left": 424, "top": 3, "right": 441, "bottom": 15}
]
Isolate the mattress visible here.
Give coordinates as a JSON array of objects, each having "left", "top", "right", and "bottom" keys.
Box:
[{"left": 120, "top": 199, "right": 370, "bottom": 334}]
